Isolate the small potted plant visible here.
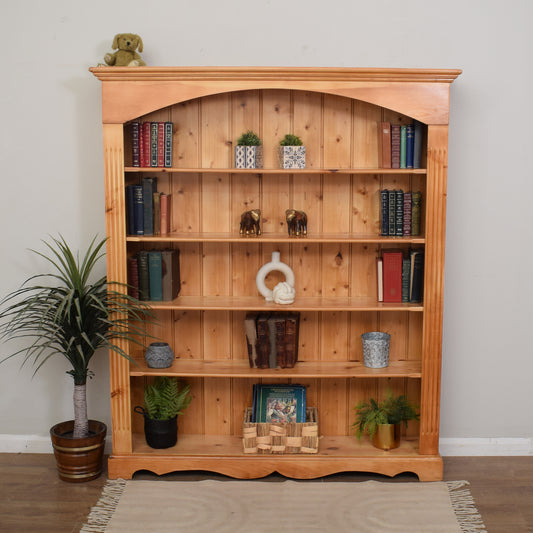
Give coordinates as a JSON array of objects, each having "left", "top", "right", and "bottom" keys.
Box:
[
  {"left": 135, "top": 376, "right": 192, "bottom": 448},
  {"left": 279, "top": 133, "right": 305, "bottom": 169},
  {"left": 235, "top": 130, "right": 263, "bottom": 169},
  {"left": 0, "top": 235, "right": 153, "bottom": 482},
  {"left": 352, "top": 390, "right": 419, "bottom": 450}
]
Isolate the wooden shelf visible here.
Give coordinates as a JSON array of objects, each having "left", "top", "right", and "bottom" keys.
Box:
[
  {"left": 127, "top": 233, "right": 425, "bottom": 244},
  {"left": 106, "top": 434, "right": 442, "bottom": 481},
  {"left": 146, "top": 296, "right": 424, "bottom": 312},
  {"left": 125, "top": 167, "right": 427, "bottom": 175},
  {"left": 130, "top": 359, "right": 422, "bottom": 378}
]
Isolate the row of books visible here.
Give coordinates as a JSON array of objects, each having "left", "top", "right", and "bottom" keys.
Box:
[
  {"left": 380, "top": 121, "right": 424, "bottom": 169},
  {"left": 377, "top": 249, "right": 424, "bottom": 303},
  {"left": 126, "top": 178, "right": 171, "bottom": 236},
  {"left": 127, "top": 249, "right": 181, "bottom": 302},
  {"left": 380, "top": 189, "right": 422, "bottom": 237},
  {"left": 245, "top": 312, "right": 300, "bottom": 369},
  {"left": 251, "top": 384, "right": 306, "bottom": 423},
  {"left": 131, "top": 121, "right": 173, "bottom": 168}
]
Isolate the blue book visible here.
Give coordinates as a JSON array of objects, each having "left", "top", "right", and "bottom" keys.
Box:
[
  {"left": 148, "top": 250, "right": 163, "bottom": 302},
  {"left": 406, "top": 124, "right": 414, "bottom": 169},
  {"left": 413, "top": 120, "right": 423, "bottom": 169},
  {"left": 131, "top": 185, "right": 144, "bottom": 235}
]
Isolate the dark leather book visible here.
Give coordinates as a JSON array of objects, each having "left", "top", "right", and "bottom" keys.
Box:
[
  {"left": 411, "top": 191, "right": 422, "bottom": 236},
  {"left": 410, "top": 250, "right": 424, "bottom": 303},
  {"left": 142, "top": 177, "right": 157, "bottom": 236},
  {"left": 164, "top": 122, "right": 173, "bottom": 168},
  {"left": 131, "top": 121, "right": 140, "bottom": 167},
  {"left": 161, "top": 249, "right": 181, "bottom": 301},
  {"left": 380, "top": 189, "right": 389, "bottom": 236},
  {"left": 403, "top": 192, "right": 412, "bottom": 236},
  {"left": 127, "top": 256, "right": 139, "bottom": 300},
  {"left": 406, "top": 124, "right": 414, "bottom": 169},
  {"left": 148, "top": 250, "right": 163, "bottom": 302},
  {"left": 255, "top": 314, "right": 270, "bottom": 369},
  {"left": 395, "top": 190, "right": 404, "bottom": 237},
  {"left": 285, "top": 313, "right": 300, "bottom": 368}
]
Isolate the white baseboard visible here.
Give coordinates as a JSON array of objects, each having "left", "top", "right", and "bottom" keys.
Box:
[{"left": 0, "top": 435, "right": 532, "bottom": 456}]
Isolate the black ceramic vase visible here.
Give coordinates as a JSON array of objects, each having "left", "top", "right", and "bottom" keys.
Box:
[{"left": 135, "top": 407, "right": 177, "bottom": 449}]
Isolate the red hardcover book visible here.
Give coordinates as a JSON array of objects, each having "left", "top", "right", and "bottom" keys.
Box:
[
  {"left": 142, "top": 122, "right": 151, "bottom": 167},
  {"left": 382, "top": 250, "right": 403, "bottom": 302},
  {"left": 157, "top": 122, "right": 165, "bottom": 167},
  {"left": 380, "top": 122, "right": 391, "bottom": 168}
]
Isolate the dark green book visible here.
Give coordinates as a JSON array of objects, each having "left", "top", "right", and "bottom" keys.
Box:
[
  {"left": 255, "top": 384, "right": 306, "bottom": 424},
  {"left": 137, "top": 251, "right": 150, "bottom": 301},
  {"left": 148, "top": 250, "right": 163, "bottom": 302}
]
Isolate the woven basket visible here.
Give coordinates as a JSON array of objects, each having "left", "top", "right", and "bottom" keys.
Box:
[{"left": 242, "top": 407, "right": 319, "bottom": 454}]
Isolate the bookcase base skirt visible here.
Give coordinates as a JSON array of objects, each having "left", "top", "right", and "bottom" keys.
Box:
[{"left": 107, "top": 435, "right": 443, "bottom": 482}]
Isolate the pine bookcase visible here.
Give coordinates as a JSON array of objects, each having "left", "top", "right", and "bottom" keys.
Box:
[{"left": 90, "top": 66, "right": 461, "bottom": 481}]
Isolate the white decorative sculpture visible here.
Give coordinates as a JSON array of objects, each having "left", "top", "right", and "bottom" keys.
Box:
[{"left": 256, "top": 251, "right": 296, "bottom": 304}]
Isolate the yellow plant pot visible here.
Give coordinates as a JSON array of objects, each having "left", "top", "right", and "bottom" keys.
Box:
[{"left": 371, "top": 423, "right": 401, "bottom": 451}]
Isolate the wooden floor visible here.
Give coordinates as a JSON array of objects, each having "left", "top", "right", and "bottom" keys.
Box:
[{"left": 0, "top": 454, "right": 531, "bottom": 532}]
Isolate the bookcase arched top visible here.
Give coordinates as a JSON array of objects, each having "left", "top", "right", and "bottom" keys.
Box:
[{"left": 90, "top": 66, "right": 461, "bottom": 125}]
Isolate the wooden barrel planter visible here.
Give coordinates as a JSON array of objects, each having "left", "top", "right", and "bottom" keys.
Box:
[{"left": 50, "top": 420, "right": 106, "bottom": 482}]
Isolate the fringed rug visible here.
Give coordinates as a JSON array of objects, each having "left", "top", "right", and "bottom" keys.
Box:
[{"left": 81, "top": 479, "right": 485, "bottom": 533}]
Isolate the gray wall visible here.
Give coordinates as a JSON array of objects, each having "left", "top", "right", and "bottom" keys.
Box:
[{"left": 1, "top": 0, "right": 531, "bottom": 452}]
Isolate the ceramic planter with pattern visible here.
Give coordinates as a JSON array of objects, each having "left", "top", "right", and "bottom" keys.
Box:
[{"left": 278, "top": 146, "right": 306, "bottom": 169}]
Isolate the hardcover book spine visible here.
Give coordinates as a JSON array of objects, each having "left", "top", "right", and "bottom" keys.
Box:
[
  {"left": 400, "top": 125, "right": 407, "bottom": 169},
  {"left": 391, "top": 124, "right": 401, "bottom": 169},
  {"left": 395, "top": 189, "right": 404, "bottom": 237},
  {"left": 255, "top": 314, "right": 270, "bottom": 369},
  {"left": 284, "top": 313, "right": 299, "bottom": 368},
  {"left": 411, "top": 191, "right": 422, "bottom": 236},
  {"left": 402, "top": 257, "right": 411, "bottom": 303},
  {"left": 380, "top": 189, "right": 389, "bottom": 236},
  {"left": 164, "top": 122, "right": 173, "bottom": 168},
  {"left": 161, "top": 249, "right": 181, "bottom": 301},
  {"left": 388, "top": 190, "right": 396, "bottom": 236},
  {"left": 409, "top": 250, "right": 424, "bottom": 302},
  {"left": 142, "top": 177, "right": 157, "bottom": 236},
  {"left": 127, "top": 256, "right": 140, "bottom": 300},
  {"left": 382, "top": 250, "right": 403, "bottom": 302},
  {"left": 244, "top": 313, "right": 259, "bottom": 368},
  {"left": 148, "top": 250, "right": 163, "bottom": 302},
  {"left": 273, "top": 315, "right": 287, "bottom": 368},
  {"left": 376, "top": 257, "right": 383, "bottom": 302},
  {"left": 153, "top": 193, "right": 161, "bottom": 236},
  {"left": 406, "top": 124, "right": 414, "bottom": 169},
  {"left": 403, "top": 192, "right": 412, "bottom": 236},
  {"left": 131, "top": 122, "right": 140, "bottom": 167},
  {"left": 137, "top": 251, "right": 150, "bottom": 301},
  {"left": 143, "top": 122, "right": 151, "bottom": 167},
  {"left": 157, "top": 122, "right": 165, "bottom": 167},
  {"left": 380, "top": 122, "right": 392, "bottom": 168},
  {"left": 139, "top": 123, "right": 145, "bottom": 167},
  {"left": 125, "top": 185, "right": 135, "bottom": 235},
  {"left": 413, "top": 120, "right": 423, "bottom": 169},
  {"left": 267, "top": 316, "right": 279, "bottom": 368},
  {"left": 160, "top": 193, "right": 170, "bottom": 235},
  {"left": 150, "top": 122, "right": 158, "bottom": 167},
  {"left": 132, "top": 185, "right": 144, "bottom": 235}
]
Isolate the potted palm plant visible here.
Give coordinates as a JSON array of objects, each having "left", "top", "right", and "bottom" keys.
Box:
[
  {"left": 278, "top": 133, "right": 305, "bottom": 169},
  {"left": 135, "top": 376, "right": 191, "bottom": 448},
  {"left": 0, "top": 235, "right": 152, "bottom": 482},
  {"left": 352, "top": 390, "right": 419, "bottom": 450}
]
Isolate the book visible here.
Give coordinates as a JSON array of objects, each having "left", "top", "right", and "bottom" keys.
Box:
[
  {"left": 413, "top": 120, "right": 423, "bottom": 169},
  {"left": 150, "top": 122, "right": 158, "bottom": 167},
  {"left": 137, "top": 250, "right": 150, "bottom": 301},
  {"left": 131, "top": 184, "right": 144, "bottom": 235},
  {"left": 380, "top": 189, "right": 389, "bottom": 236},
  {"left": 391, "top": 124, "right": 401, "bottom": 169},
  {"left": 142, "top": 122, "right": 151, "bottom": 167},
  {"left": 409, "top": 249, "right": 424, "bottom": 303},
  {"left": 376, "top": 257, "right": 383, "bottom": 302},
  {"left": 395, "top": 189, "right": 404, "bottom": 237},
  {"left": 403, "top": 192, "right": 412, "bottom": 236},
  {"left": 161, "top": 249, "right": 181, "bottom": 301},
  {"left": 244, "top": 313, "right": 259, "bottom": 368},
  {"left": 160, "top": 193, "right": 170, "bottom": 235},
  {"left": 255, "top": 314, "right": 270, "bottom": 369},
  {"left": 131, "top": 122, "right": 140, "bottom": 167},
  {"left": 400, "top": 125, "right": 407, "bottom": 168},
  {"left": 382, "top": 250, "right": 403, "bottom": 302},
  {"left": 148, "top": 250, "right": 163, "bottom": 301},
  {"left": 411, "top": 191, "right": 422, "bottom": 236},
  {"left": 125, "top": 185, "right": 136, "bottom": 235},
  {"left": 380, "top": 122, "right": 391, "bottom": 168},
  {"left": 153, "top": 193, "right": 161, "bottom": 236},
  {"left": 406, "top": 124, "right": 414, "bottom": 169},
  {"left": 402, "top": 257, "right": 411, "bottom": 302},
  {"left": 164, "top": 122, "right": 173, "bottom": 167},
  {"left": 127, "top": 256, "right": 139, "bottom": 299},
  {"left": 254, "top": 384, "right": 306, "bottom": 424},
  {"left": 284, "top": 313, "right": 300, "bottom": 368},
  {"left": 142, "top": 177, "right": 157, "bottom": 236},
  {"left": 267, "top": 314, "right": 286, "bottom": 369},
  {"left": 157, "top": 122, "right": 165, "bottom": 167},
  {"left": 388, "top": 190, "right": 396, "bottom": 236}
]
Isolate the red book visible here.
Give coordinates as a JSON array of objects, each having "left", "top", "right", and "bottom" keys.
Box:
[
  {"left": 382, "top": 250, "right": 403, "bottom": 302},
  {"left": 157, "top": 122, "right": 165, "bottom": 167},
  {"left": 142, "top": 122, "right": 151, "bottom": 167}
]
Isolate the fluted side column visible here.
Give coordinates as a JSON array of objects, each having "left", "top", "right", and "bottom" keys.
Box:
[
  {"left": 103, "top": 123, "right": 132, "bottom": 454},
  {"left": 419, "top": 125, "right": 448, "bottom": 455}
]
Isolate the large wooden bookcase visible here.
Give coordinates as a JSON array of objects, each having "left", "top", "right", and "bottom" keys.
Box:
[{"left": 90, "top": 66, "right": 461, "bottom": 481}]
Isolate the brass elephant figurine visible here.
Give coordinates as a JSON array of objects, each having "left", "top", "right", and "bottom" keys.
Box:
[
  {"left": 286, "top": 209, "right": 308, "bottom": 237},
  {"left": 240, "top": 209, "right": 261, "bottom": 236}
]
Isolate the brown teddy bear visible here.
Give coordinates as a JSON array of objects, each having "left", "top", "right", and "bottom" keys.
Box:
[{"left": 104, "top": 33, "right": 146, "bottom": 66}]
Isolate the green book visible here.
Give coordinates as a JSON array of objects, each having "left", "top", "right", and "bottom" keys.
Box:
[{"left": 254, "top": 384, "right": 306, "bottom": 423}]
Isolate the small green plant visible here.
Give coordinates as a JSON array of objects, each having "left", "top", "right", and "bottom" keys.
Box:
[
  {"left": 279, "top": 133, "right": 303, "bottom": 146},
  {"left": 352, "top": 390, "right": 419, "bottom": 440},
  {"left": 144, "top": 376, "right": 192, "bottom": 420},
  {"left": 237, "top": 130, "right": 262, "bottom": 146}
]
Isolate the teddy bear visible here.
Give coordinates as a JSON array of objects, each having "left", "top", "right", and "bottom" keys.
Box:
[{"left": 104, "top": 33, "right": 146, "bottom": 66}]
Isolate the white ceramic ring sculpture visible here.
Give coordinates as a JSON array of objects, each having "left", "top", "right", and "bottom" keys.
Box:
[{"left": 256, "top": 251, "right": 296, "bottom": 304}]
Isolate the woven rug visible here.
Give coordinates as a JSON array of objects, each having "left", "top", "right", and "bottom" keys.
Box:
[{"left": 81, "top": 479, "right": 485, "bottom": 533}]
